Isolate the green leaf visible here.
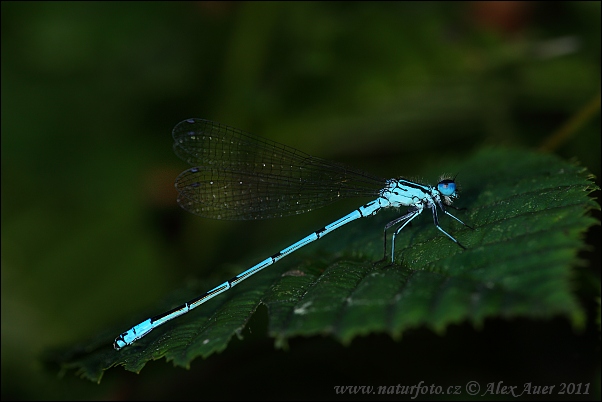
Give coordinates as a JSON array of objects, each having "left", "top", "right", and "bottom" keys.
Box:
[{"left": 47, "top": 147, "right": 599, "bottom": 382}]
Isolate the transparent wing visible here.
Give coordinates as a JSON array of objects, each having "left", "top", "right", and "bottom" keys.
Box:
[{"left": 173, "top": 118, "right": 386, "bottom": 220}]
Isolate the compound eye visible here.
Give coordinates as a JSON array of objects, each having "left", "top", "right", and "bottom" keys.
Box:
[{"left": 438, "top": 179, "right": 456, "bottom": 197}]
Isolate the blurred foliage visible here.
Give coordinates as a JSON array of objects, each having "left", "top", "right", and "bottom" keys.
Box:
[{"left": 2, "top": 2, "right": 600, "bottom": 400}]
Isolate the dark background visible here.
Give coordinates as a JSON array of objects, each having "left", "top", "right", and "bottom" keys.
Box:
[{"left": 1, "top": 2, "right": 600, "bottom": 400}]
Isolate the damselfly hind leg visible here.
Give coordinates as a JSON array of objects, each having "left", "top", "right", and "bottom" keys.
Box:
[{"left": 390, "top": 209, "right": 422, "bottom": 263}]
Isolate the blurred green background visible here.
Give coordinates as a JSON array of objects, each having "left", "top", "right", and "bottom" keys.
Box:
[{"left": 1, "top": 2, "right": 600, "bottom": 400}]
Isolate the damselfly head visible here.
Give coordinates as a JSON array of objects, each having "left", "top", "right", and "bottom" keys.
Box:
[{"left": 437, "top": 179, "right": 459, "bottom": 205}]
